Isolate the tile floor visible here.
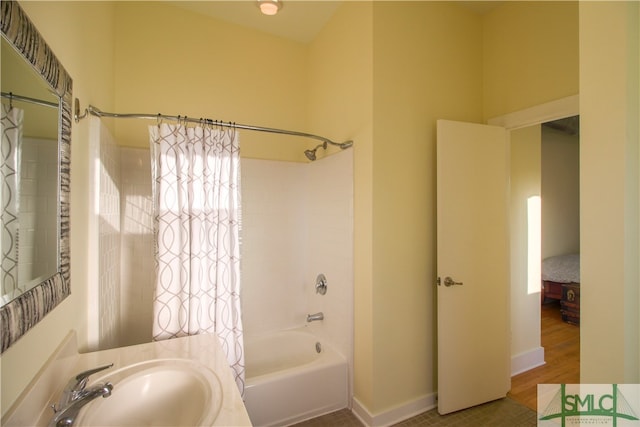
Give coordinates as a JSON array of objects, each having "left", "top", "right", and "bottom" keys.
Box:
[{"left": 291, "top": 397, "right": 537, "bottom": 427}]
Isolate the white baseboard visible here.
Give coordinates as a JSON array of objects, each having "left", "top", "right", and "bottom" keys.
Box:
[
  {"left": 349, "top": 346, "right": 544, "bottom": 427},
  {"left": 511, "top": 346, "right": 546, "bottom": 376},
  {"left": 352, "top": 393, "right": 437, "bottom": 427}
]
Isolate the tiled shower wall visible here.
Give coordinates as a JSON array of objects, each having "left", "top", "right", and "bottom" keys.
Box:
[
  {"left": 92, "top": 122, "right": 353, "bottom": 361},
  {"left": 18, "top": 137, "right": 58, "bottom": 288},
  {"left": 91, "top": 118, "right": 154, "bottom": 350},
  {"left": 91, "top": 118, "right": 121, "bottom": 350},
  {"left": 118, "top": 147, "right": 154, "bottom": 347}
]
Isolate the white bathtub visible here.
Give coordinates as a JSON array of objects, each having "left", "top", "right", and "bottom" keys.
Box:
[{"left": 243, "top": 328, "right": 349, "bottom": 427}]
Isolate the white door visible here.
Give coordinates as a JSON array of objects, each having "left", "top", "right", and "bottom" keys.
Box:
[{"left": 436, "top": 119, "right": 511, "bottom": 415}]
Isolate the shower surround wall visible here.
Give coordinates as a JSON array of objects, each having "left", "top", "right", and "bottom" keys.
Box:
[
  {"left": 118, "top": 147, "right": 154, "bottom": 346},
  {"left": 89, "top": 118, "right": 154, "bottom": 350},
  {"left": 89, "top": 118, "right": 121, "bottom": 350},
  {"left": 241, "top": 150, "right": 354, "bottom": 367},
  {"left": 90, "top": 120, "right": 353, "bottom": 376}
]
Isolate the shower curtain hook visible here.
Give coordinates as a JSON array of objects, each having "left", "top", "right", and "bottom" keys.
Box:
[
  {"left": 156, "top": 113, "right": 163, "bottom": 127},
  {"left": 8, "top": 92, "right": 13, "bottom": 110}
]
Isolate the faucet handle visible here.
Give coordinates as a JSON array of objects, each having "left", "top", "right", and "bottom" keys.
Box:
[
  {"left": 54, "top": 363, "right": 113, "bottom": 412},
  {"left": 69, "top": 363, "right": 114, "bottom": 392}
]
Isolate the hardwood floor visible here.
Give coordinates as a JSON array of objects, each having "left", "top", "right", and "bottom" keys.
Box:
[{"left": 508, "top": 300, "right": 580, "bottom": 411}]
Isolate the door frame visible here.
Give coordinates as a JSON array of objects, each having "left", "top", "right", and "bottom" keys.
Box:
[
  {"left": 487, "top": 95, "right": 579, "bottom": 131},
  {"left": 488, "top": 94, "right": 580, "bottom": 373}
]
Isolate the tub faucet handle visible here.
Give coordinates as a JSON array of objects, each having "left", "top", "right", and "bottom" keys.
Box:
[
  {"left": 315, "top": 274, "right": 327, "bottom": 295},
  {"left": 307, "top": 312, "right": 324, "bottom": 322}
]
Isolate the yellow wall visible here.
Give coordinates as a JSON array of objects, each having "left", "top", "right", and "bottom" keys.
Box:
[
  {"left": 509, "top": 125, "right": 542, "bottom": 359},
  {"left": 370, "top": 2, "right": 483, "bottom": 413},
  {"left": 308, "top": 2, "right": 372, "bottom": 153},
  {"left": 113, "top": 2, "right": 309, "bottom": 162},
  {"left": 483, "top": 1, "right": 579, "bottom": 121},
  {"left": 361, "top": 0, "right": 581, "bottom": 416},
  {"left": 307, "top": 1, "right": 374, "bottom": 406},
  {"left": 1, "top": 1, "right": 116, "bottom": 415},
  {"left": 580, "top": 1, "right": 639, "bottom": 383}
]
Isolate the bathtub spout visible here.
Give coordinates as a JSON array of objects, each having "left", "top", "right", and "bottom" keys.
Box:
[{"left": 307, "top": 312, "right": 324, "bottom": 322}]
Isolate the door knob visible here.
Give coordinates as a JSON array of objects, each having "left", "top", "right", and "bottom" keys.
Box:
[{"left": 443, "top": 276, "right": 463, "bottom": 287}]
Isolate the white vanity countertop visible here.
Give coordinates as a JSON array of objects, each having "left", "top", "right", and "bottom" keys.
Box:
[{"left": 4, "top": 332, "right": 252, "bottom": 427}]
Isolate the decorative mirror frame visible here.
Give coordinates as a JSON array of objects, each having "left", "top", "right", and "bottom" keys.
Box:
[{"left": 0, "top": 1, "right": 72, "bottom": 353}]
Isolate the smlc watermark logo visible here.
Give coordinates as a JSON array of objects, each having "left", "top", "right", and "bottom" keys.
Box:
[{"left": 538, "top": 384, "right": 640, "bottom": 426}]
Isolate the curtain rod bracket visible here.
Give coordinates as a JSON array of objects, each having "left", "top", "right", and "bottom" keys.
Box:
[{"left": 74, "top": 98, "right": 88, "bottom": 123}]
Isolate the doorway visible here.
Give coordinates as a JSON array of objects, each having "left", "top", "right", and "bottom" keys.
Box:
[
  {"left": 508, "top": 115, "right": 581, "bottom": 411},
  {"left": 486, "top": 97, "right": 581, "bottom": 411}
]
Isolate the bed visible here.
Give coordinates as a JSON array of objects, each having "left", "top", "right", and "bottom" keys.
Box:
[{"left": 541, "top": 253, "right": 580, "bottom": 325}]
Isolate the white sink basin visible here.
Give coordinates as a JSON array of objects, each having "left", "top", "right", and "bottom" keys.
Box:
[{"left": 75, "top": 359, "right": 223, "bottom": 427}]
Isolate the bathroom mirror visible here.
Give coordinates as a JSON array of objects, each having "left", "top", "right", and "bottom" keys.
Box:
[
  {"left": 0, "top": 0, "right": 72, "bottom": 353},
  {"left": 1, "top": 38, "right": 59, "bottom": 300}
]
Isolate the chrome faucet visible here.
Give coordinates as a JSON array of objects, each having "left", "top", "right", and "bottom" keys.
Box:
[
  {"left": 307, "top": 312, "right": 324, "bottom": 322},
  {"left": 48, "top": 364, "right": 114, "bottom": 427}
]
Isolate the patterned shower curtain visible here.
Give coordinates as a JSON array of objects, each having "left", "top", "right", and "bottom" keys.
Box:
[
  {"left": 149, "top": 122, "right": 244, "bottom": 394},
  {"left": 1, "top": 104, "right": 22, "bottom": 300}
]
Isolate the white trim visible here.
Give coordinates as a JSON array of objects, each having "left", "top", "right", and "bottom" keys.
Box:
[
  {"left": 511, "top": 346, "right": 546, "bottom": 376},
  {"left": 487, "top": 95, "right": 579, "bottom": 130},
  {"left": 351, "top": 394, "right": 437, "bottom": 427}
]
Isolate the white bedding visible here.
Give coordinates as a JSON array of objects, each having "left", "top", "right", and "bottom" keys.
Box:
[{"left": 542, "top": 253, "right": 580, "bottom": 284}]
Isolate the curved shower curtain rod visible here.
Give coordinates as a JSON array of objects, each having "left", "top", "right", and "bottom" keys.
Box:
[{"left": 74, "top": 99, "right": 354, "bottom": 150}]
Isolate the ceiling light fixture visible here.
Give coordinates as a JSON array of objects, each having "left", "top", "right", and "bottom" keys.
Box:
[{"left": 258, "top": 0, "right": 281, "bottom": 16}]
